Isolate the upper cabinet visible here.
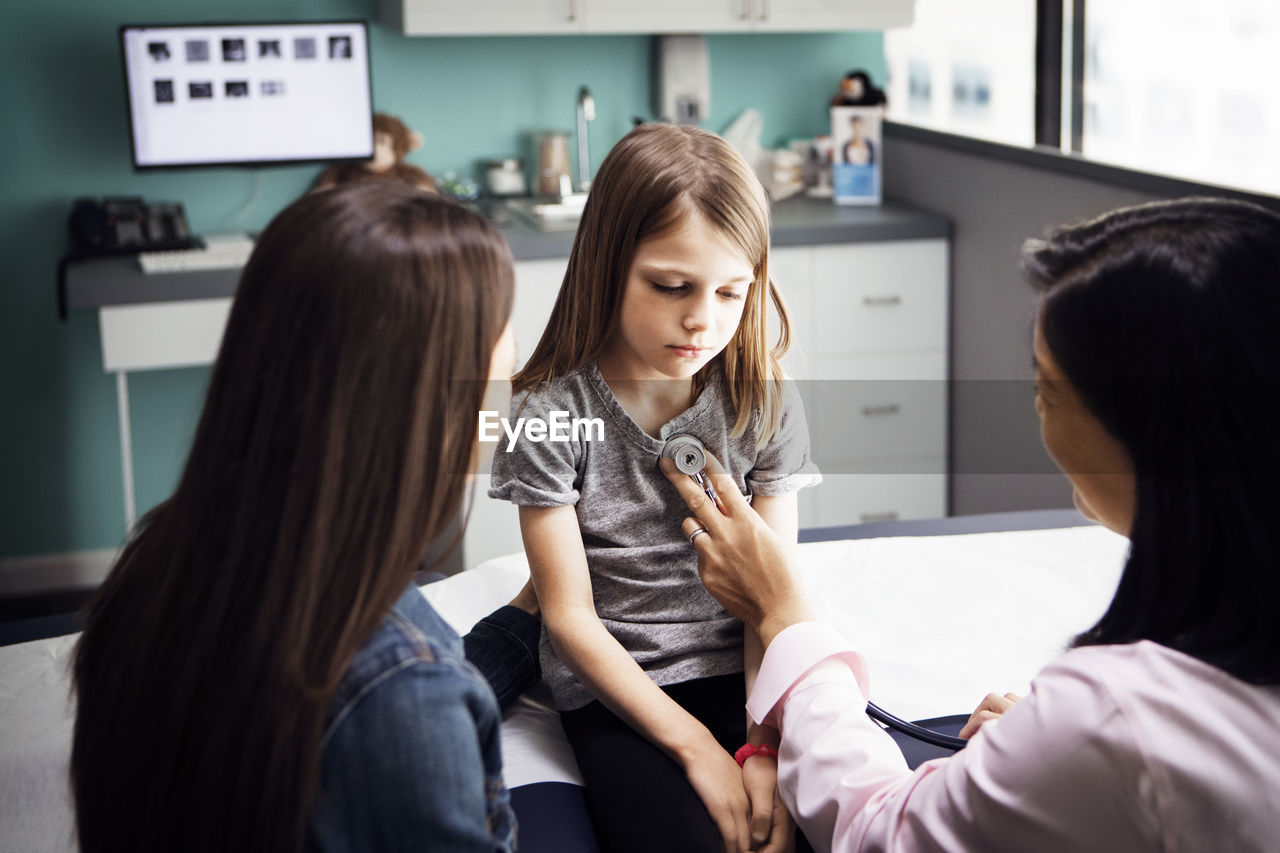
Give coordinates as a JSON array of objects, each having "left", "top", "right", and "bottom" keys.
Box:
[
  {"left": 582, "top": 1, "right": 751, "bottom": 34},
  {"left": 750, "top": 0, "right": 914, "bottom": 32},
  {"left": 381, "top": 0, "right": 914, "bottom": 36},
  {"left": 384, "top": 0, "right": 585, "bottom": 35}
]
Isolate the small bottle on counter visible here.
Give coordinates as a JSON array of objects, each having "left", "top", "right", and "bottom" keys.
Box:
[{"left": 484, "top": 158, "right": 528, "bottom": 197}]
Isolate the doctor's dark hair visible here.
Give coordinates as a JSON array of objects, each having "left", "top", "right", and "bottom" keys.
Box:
[
  {"left": 514, "top": 122, "right": 793, "bottom": 445},
  {"left": 1023, "top": 197, "right": 1280, "bottom": 684},
  {"left": 70, "top": 184, "right": 514, "bottom": 852}
]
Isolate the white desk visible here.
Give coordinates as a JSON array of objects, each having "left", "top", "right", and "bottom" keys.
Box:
[{"left": 62, "top": 254, "right": 242, "bottom": 530}]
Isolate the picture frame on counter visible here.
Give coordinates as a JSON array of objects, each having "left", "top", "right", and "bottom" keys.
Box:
[{"left": 831, "top": 106, "right": 883, "bottom": 206}]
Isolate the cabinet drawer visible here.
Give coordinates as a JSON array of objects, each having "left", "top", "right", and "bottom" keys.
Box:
[
  {"left": 812, "top": 239, "right": 948, "bottom": 357},
  {"left": 801, "top": 468, "right": 947, "bottom": 529},
  {"left": 804, "top": 368, "right": 946, "bottom": 465},
  {"left": 100, "top": 298, "right": 231, "bottom": 372},
  {"left": 814, "top": 350, "right": 945, "bottom": 381}
]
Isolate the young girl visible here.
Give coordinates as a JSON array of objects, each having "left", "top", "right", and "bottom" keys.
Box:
[{"left": 489, "top": 123, "right": 820, "bottom": 853}]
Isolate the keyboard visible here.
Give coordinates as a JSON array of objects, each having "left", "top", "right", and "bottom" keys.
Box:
[{"left": 138, "top": 236, "right": 255, "bottom": 274}]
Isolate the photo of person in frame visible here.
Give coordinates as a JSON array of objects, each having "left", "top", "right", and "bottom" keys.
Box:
[
  {"left": 259, "top": 39, "right": 282, "bottom": 59},
  {"left": 294, "top": 37, "right": 317, "bottom": 60},
  {"left": 222, "top": 38, "right": 246, "bottom": 62},
  {"left": 185, "top": 40, "right": 209, "bottom": 62},
  {"left": 841, "top": 114, "right": 876, "bottom": 166},
  {"left": 328, "top": 35, "right": 352, "bottom": 59},
  {"left": 147, "top": 42, "right": 170, "bottom": 62},
  {"left": 830, "top": 104, "right": 883, "bottom": 205}
]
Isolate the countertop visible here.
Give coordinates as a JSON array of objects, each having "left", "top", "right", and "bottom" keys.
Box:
[
  {"left": 497, "top": 193, "right": 951, "bottom": 260},
  {"left": 62, "top": 196, "right": 951, "bottom": 311}
]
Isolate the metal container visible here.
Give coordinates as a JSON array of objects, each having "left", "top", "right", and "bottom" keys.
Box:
[{"left": 534, "top": 132, "right": 572, "bottom": 196}]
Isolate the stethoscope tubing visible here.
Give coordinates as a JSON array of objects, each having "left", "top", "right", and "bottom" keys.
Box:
[{"left": 866, "top": 701, "right": 969, "bottom": 751}]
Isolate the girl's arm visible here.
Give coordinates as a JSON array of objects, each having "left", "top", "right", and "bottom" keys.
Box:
[
  {"left": 739, "top": 493, "right": 798, "bottom": 851},
  {"left": 519, "top": 504, "right": 750, "bottom": 853},
  {"left": 744, "top": 493, "right": 799, "bottom": 697}
]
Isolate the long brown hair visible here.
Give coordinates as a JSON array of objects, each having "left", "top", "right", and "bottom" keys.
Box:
[
  {"left": 70, "top": 183, "right": 514, "bottom": 851},
  {"left": 515, "top": 123, "right": 792, "bottom": 443}
]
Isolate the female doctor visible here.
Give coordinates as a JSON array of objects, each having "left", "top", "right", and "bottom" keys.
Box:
[{"left": 663, "top": 197, "right": 1280, "bottom": 851}]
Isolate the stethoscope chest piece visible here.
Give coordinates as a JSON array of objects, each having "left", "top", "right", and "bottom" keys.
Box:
[
  {"left": 661, "top": 434, "right": 708, "bottom": 476},
  {"left": 660, "top": 433, "right": 720, "bottom": 508}
]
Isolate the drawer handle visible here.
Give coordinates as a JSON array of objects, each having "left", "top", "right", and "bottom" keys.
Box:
[
  {"left": 860, "top": 404, "right": 901, "bottom": 417},
  {"left": 862, "top": 295, "right": 902, "bottom": 307},
  {"left": 860, "top": 511, "right": 899, "bottom": 523}
]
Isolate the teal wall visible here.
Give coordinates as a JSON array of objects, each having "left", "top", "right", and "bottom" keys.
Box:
[{"left": 0, "top": 0, "right": 883, "bottom": 559}]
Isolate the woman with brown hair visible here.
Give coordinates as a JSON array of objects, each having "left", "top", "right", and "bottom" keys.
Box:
[{"left": 70, "top": 182, "right": 537, "bottom": 852}]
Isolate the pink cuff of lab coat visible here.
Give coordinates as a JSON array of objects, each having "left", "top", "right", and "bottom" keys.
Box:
[{"left": 747, "top": 621, "right": 871, "bottom": 729}]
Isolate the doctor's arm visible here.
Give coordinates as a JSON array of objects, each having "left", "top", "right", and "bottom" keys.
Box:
[{"left": 662, "top": 454, "right": 1132, "bottom": 852}]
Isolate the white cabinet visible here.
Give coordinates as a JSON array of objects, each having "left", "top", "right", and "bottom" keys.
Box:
[
  {"left": 465, "top": 258, "right": 569, "bottom": 570},
  {"left": 585, "top": 1, "right": 752, "bottom": 34},
  {"left": 382, "top": 0, "right": 913, "bottom": 35},
  {"left": 774, "top": 239, "right": 949, "bottom": 529},
  {"left": 751, "top": 0, "right": 914, "bottom": 31},
  {"left": 508, "top": 258, "right": 570, "bottom": 372},
  {"left": 382, "top": 0, "right": 584, "bottom": 35}
]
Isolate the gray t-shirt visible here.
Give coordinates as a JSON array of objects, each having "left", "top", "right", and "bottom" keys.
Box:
[{"left": 488, "top": 360, "right": 821, "bottom": 710}]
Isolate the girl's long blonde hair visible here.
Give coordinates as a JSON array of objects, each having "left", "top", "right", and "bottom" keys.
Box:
[{"left": 514, "top": 123, "right": 792, "bottom": 445}]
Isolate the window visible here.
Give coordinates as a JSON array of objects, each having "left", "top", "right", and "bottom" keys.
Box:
[
  {"left": 884, "top": 0, "right": 1036, "bottom": 148},
  {"left": 1083, "top": 1, "right": 1280, "bottom": 196},
  {"left": 885, "top": 0, "right": 1280, "bottom": 197}
]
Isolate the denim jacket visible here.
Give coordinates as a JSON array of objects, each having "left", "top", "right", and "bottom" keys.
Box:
[{"left": 308, "top": 585, "right": 519, "bottom": 852}]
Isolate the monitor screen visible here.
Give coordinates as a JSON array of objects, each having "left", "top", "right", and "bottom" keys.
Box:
[{"left": 120, "top": 21, "right": 374, "bottom": 169}]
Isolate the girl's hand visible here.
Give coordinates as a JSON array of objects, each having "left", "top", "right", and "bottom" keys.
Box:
[
  {"left": 957, "top": 691, "right": 1022, "bottom": 739},
  {"left": 683, "top": 739, "right": 751, "bottom": 853},
  {"left": 742, "top": 752, "right": 795, "bottom": 852}
]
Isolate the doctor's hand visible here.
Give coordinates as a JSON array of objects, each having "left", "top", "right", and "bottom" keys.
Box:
[
  {"left": 958, "top": 691, "right": 1022, "bottom": 739},
  {"left": 660, "top": 453, "right": 814, "bottom": 648}
]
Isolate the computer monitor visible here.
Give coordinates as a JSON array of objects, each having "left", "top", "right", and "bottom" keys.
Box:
[{"left": 120, "top": 21, "right": 374, "bottom": 169}]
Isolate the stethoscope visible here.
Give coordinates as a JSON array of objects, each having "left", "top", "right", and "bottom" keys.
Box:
[{"left": 660, "top": 433, "right": 969, "bottom": 753}]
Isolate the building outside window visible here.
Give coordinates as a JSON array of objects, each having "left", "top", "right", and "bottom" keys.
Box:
[
  {"left": 884, "top": 0, "right": 1036, "bottom": 148},
  {"left": 885, "top": 0, "right": 1280, "bottom": 198}
]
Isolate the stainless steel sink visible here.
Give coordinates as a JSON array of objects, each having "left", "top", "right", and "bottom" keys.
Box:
[{"left": 504, "top": 195, "right": 588, "bottom": 232}]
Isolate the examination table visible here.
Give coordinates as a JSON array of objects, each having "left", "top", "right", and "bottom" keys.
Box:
[{"left": 0, "top": 509, "right": 1127, "bottom": 852}]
